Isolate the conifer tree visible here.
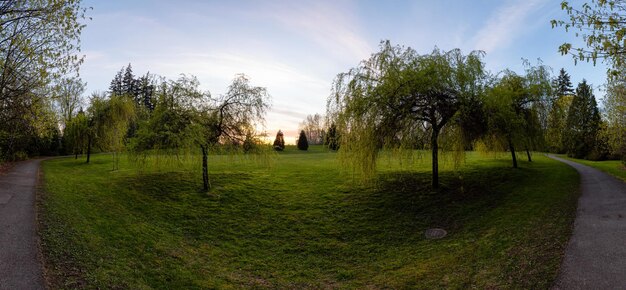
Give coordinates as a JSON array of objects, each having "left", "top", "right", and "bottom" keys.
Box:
[
  {"left": 297, "top": 130, "right": 308, "bottom": 150},
  {"left": 109, "top": 68, "right": 123, "bottom": 96},
  {"left": 273, "top": 130, "right": 285, "bottom": 151},
  {"left": 325, "top": 123, "right": 339, "bottom": 150},
  {"left": 563, "top": 80, "right": 601, "bottom": 159}
]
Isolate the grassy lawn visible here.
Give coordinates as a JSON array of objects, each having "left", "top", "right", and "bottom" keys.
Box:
[
  {"left": 39, "top": 147, "right": 579, "bottom": 289},
  {"left": 559, "top": 156, "right": 626, "bottom": 182}
]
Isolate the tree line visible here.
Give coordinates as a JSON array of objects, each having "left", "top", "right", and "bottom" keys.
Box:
[
  {"left": 63, "top": 64, "right": 270, "bottom": 191},
  {"left": 327, "top": 41, "right": 626, "bottom": 188}
]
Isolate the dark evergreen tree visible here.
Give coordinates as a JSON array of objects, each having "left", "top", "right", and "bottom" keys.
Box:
[
  {"left": 325, "top": 123, "right": 339, "bottom": 150},
  {"left": 297, "top": 130, "right": 308, "bottom": 150},
  {"left": 554, "top": 68, "right": 574, "bottom": 97},
  {"left": 273, "top": 130, "right": 285, "bottom": 151},
  {"left": 138, "top": 73, "right": 155, "bottom": 112},
  {"left": 563, "top": 80, "right": 602, "bottom": 159},
  {"left": 122, "top": 63, "right": 135, "bottom": 96},
  {"left": 109, "top": 68, "right": 123, "bottom": 96}
]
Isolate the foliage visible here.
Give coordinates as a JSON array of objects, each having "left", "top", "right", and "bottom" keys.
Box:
[
  {"left": 63, "top": 109, "right": 89, "bottom": 158},
  {"left": 297, "top": 130, "right": 308, "bottom": 150},
  {"left": 604, "top": 68, "right": 626, "bottom": 164},
  {"left": 128, "top": 74, "right": 270, "bottom": 191},
  {"left": 546, "top": 69, "right": 575, "bottom": 153},
  {"left": 109, "top": 64, "right": 156, "bottom": 113},
  {"left": 85, "top": 93, "right": 135, "bottom": 169},
  {"left": 0, "top": 0, "right": 88, "bottom": 160},
  {"left": 273, "top": 130, "right": 285, "bottom": 151},
  {"left": 553, "top": 0, "right": 626, "bottom": 71},
  {"left": 563, "top": 80, "right": 602, "bottom": 159},
  {"left": 324, "top": 123, "right": 340, "bottom": 151},
  {"left": 128, "top": 75, "right": 200, "bottom": 154},
  {"left": 299, "top": 113, "right": 325, "bottom": 145},
  {"left": 328, "top": 40, "right": 486, "bottom": 188},
  {"left": 481, "top": 62, "right": 552, "bottom": 168},
  {"left": 54, "top": 76, "right": 86, "bottom": 128}
]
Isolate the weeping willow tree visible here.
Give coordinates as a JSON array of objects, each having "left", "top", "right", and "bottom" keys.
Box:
[
  {"left": 327, "top": 41, "right": 486, "bottom": 189},
  {"left": 481, "top": 62, "right": 552, "bottom": 168},
  {"left": 85, "top": 93, "right": 135, "bottom": 169}
]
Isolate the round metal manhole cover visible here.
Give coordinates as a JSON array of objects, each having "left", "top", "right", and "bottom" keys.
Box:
[{"left": 424, "top": 228, "right": 447, "bottom": 239}]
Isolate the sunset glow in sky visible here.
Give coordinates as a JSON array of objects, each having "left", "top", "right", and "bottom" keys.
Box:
[{"left": 79, "top": 0, "right": 607, "bottom": 142}]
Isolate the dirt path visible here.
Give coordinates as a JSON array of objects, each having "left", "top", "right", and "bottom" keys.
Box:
[
  {"left": 0, "top": 159, "right": 45, "bottom": 290},
  {"left": 549, "top": 155, "right": 626, "bottom": 289}
]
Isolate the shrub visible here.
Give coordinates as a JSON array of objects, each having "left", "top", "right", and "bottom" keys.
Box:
[
  {"left": 297, "top": 130, "right": 308, "bottom": 150},
  {"left": 273, "top": 130, "right": 285, "bottom": 151}
]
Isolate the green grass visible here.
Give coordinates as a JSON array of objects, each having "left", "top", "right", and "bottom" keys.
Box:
[
  {"left": 39, "top": 147, "right": 580, "bottom": 289},
  {"left": 559, "top": 156, "right": 626, "bottom": 182}
]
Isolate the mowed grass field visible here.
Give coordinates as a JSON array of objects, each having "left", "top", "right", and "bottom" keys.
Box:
[
  {"left": 560, "top": 155, "right": 626, "bottom": 182},
  {"left": 39, "top": 147, "right": 580, "bottom": 289}
]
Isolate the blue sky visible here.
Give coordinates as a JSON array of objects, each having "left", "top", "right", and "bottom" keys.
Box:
[{"left": 79, "top": 0, "right": 607, "bottom": 142}]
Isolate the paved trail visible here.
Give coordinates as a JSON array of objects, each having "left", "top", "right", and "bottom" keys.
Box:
[
  {"left": 550, "top": 155, "right": 626, "bottom": 290},
  {"left": 0, "top": 159, "right": 45, "bottom": 290}
]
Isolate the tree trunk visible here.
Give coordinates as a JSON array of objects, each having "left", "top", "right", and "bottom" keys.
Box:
[
  {"left": 525, "top": 147, "right": 532, "bottom": 162},
  {"left": 201, "top": 145, "right": 210, "bottom": 191},
  {"left": 431, "top": 129, "right": 439, "bottom": 189},
  {"left": 508, "top": 138, "right": 518, "bottom": 168},
  {"left": 86, "top": 135, "right": 92, "bottom": 163}
]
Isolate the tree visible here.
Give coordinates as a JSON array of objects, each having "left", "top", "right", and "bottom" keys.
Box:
[
  {"left": 546, "top": 68, "right": 574, "bottom": 153},
  {"left": 0, "top": 0, "right": 87, "bottom": 160},
  {"left": 300, "top": 113, "right": 324, "bottom": 144},
  {"left": 273, "top": 130, "right": 285, "bottom": 151},
  {"left": 553, "top": 0, "right": 626, "bottom": 70},
  {"left": 63, "top": 108, "right": 89, "bottom": 158},
  {"left": 482, "top": 63, "right": 552, "bottom": 168},
  {"left": 604, "top": 69, "right": 626, "bottom": 163},
  {"left": 563, "top": 80, "right": 602, "bottom": 159},
  {"left": 127, "top": 74, "right": 270, "bottom": 191},
  {"left": 325, "top": 123, "right": 339, "bottom": 150},
  {"left": 194, "top": 74, "right": 270, "bottom": 191},
  {"left": 297, "top": 130, "right": 308, "bottom": 150},
  {"left": 328, "top": 41, "right": 486, "bottom": 188},
  {"left": 54, "top": 76, "right": 86, "bottom": 128},
  {"left": 554, "top": 68, "right": 574, "bottom": 96},
  {"left": 109, "top": 69, "right": 123, "bottom": 96},
  {"left": 84, "top": 93, "right": 135, "bottom": 168}
]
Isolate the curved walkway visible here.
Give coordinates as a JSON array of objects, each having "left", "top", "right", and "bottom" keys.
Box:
[
  {"left": 0, "top": 159, "right": 45, "bottom": 290},
  {"left": 549, "top": 155, "right": 626, "bottom": 290}
]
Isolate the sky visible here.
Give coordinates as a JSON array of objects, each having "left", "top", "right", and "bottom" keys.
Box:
[{"left": 78, "top": 0, "right": 608, "bottom": 144}]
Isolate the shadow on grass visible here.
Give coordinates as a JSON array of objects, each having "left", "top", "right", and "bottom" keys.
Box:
[
  {"left": 334, "top": 164, "right": 523, "bottom": 246},
  {"left": 124, "top": 171, "right": 254, "bottom": 198}
]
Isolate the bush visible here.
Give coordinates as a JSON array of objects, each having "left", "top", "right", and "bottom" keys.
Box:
[
  {"left": 325, "top": 123, "right": 339, "bottom": 151},
  {"left": 297, "top": 130, "right": 308, "bottom": 150},
  {"left": 273, "top": 130, "right": 285, "bottom": 151}
]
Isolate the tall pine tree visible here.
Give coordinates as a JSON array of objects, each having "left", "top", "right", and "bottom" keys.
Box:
[
  {"left": 109, "top": 68, "right": 123, "bottom": 96},
  {"left": 563, "top": 80, "right": 601, "bottom": 159}
]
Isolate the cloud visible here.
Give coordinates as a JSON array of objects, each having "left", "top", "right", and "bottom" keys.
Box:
[
  {"left": 471, "top": 0, "right": 548, "bottom": 53},
  {"left": 261, "top": 1, "right": 372, "bottom": 61}
]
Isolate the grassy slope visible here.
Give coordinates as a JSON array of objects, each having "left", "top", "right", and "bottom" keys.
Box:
[
  {"left": 560, "top": 156, "right": 626, "bottom": 182},
  {"left": 39, "top": 148, "right": 579, "bottom": 289}
]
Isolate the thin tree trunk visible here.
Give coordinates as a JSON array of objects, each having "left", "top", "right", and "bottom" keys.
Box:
[
  {"left": 431, "top": 129, "right": 439, "bottom": 189},
  {"left": 201, "top": 145, "right": 210, "bottom": 191},
  {"left": 525, "top": 147, "right": 532, "bottom": 162},
  {"left": 508, "top": 138, "right": 518, "bottom": 168},
  {"left": 86, "top": 135, "right": 92, "bottom": 163}
]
